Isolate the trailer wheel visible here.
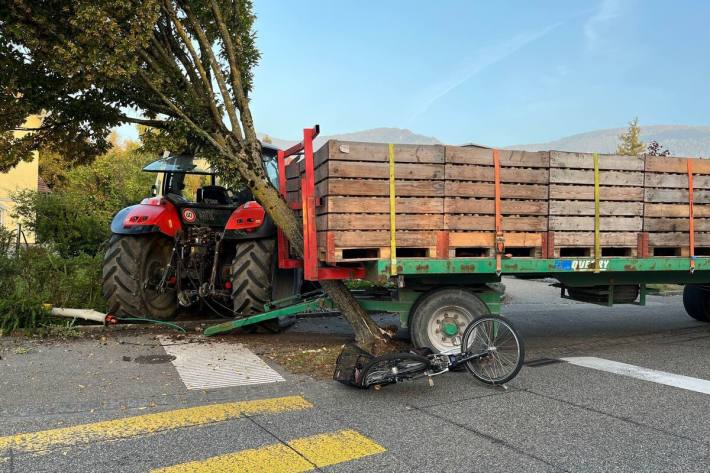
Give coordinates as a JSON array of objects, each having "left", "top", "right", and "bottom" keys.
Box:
[
  {"left": 409, "top": 288, "right": 491, "bottom": 353},
  {"left": 682, "top": 285, "right": 710, "bottom": 322},
  {"left": 102, "top": 234, "right": 177, "bottom": 320}
]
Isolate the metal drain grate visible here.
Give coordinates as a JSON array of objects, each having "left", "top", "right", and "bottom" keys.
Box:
[{"left": 159, "top": 336, "right": 284, "bottom": 390}]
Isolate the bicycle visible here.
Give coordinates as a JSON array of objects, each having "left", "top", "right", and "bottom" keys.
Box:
[{"left": 334, "top": 315, "right": 524, "bottom": 389}]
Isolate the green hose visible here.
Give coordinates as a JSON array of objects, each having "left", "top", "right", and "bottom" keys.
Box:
[{"left": 115, "top": 317, "right": 187, "bottom": 333}]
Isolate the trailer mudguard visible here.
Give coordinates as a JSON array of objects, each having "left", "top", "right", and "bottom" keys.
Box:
[
  {"left": 223, "top": 201, "right": 276, "bottom": 240},
  {"left": 110, "top": 198, "right": 182, "bottom": 237}
]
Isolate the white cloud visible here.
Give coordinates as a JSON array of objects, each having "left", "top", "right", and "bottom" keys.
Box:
[{"left": 584, "top": 0, "right": 625, "bottom": 51}]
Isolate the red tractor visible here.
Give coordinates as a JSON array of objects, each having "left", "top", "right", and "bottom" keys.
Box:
[{"left": 102, "top": 145, "right": 300, "bottom": 323}]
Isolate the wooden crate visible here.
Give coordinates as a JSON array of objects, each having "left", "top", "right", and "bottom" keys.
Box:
[
  {"left": 549, "top": 151, "right": 644, "bottom": 257},
  {"left": 644, "top": 156, "right": 710, "bottom": 255},
  {"left": 444, "top": 146, "right": 549, "bottom": 257},
  {"left": 290, "top": 140, "right": 446, "bottom": 262}
]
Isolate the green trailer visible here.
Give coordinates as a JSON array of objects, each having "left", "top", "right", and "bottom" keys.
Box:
[
  {"left": 205, "top": 126, "right": 710, "bottom": 352},
  {"left": 205, "top": 254, "right": 710, "bottom": 352}
]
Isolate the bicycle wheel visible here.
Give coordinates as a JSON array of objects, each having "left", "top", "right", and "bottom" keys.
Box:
[
  {"left": 361, "top": 353, "right": 431, "bottom": 388},
  {"left": 461, "top": 316, "right": 524, "bottom": 385}
]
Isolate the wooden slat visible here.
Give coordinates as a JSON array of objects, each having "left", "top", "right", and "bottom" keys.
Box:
[
  {"left": 550, "top": 168, "right": 644, "bottom": 186},
  {"left": 445, "top": 182, "right": 548, "bottom": 199},
  {"left": 643, "top": 218, "right": 710, "bottom": 232},
  {"left": 643, "top": 203, "right": 710, "bottom": 218},
  {"left": 549, "top": 201, "right": 643, "bottom": 216},
  {"left": 645, "top": 173, "right": 710, "bottom": 189},
  {"left": 445, "top": 215, "right": 547, "bottom": 231},
  {"left": 314, "top": 141, "right": 445, "bottom": 166},
  {"left": 646, "top": 156, "right": 710, "bottom": 174},
  {"left": 445, "top": 164, "right": 548, "bottom": 184},
  {"left": 550, "top": 185, "right": 643, "bottom": 201},
  {"left": 644, "top": 188, "right": 710, "bottom": 204},
  {"left": 549, "top": 216, "right": 642, "bottom": 231},
  {"left": 316, "top": 178, "right": 444, "bottom": 197},
  {"left": 648, "top": 232, "right": 710, "bottom": 246},
  {"left": 554, "top": 232, "right": 639, "bottom": 247},
  {"left": 318, "top": 213, "right": 443, "bottom": 231},
  {"left": 448, "top": 232, "right": 542, "bottom": 247},
  {"left": 445, "top": 146, "right": 549, "bottom": 167},
  {"left": 315, "top": 161, "right": 444, "bottom": 182},
  {"left": 445, "top": 198, "right": 547, "bottom": 215},
  {"left": 321, "top": 196, "right": 443, "bottom": 214},
  {"left": 318, "top": 231, "right": 438, "bottom": 248},
  {"left": 551, "top": 151, "right": 644, "bottom": 171}
]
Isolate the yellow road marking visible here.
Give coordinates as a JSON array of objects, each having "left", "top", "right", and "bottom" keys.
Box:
[
  {"left": 0, "top": 396, "right": 312, "bottom": 454},
  {"left": 152, "top": 429, "right": 386, "bottom": 473}
]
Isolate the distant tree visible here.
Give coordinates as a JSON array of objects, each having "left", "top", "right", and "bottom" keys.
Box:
[
  {"left": 646, "top": 140, "right": 670, "bottom": 157},
  {"left": 616, "top": 117, "right": 645, "bottom": 156},
  {"left": 261, "top": 134, "right": 273, "bottom": 144}
]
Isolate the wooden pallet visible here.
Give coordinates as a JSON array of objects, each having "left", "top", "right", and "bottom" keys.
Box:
[
  {"left": 290, "top": 141, "right": 446, "bottom": 261},
  {"left": 549, "top": 151, "right": 644, "bottom": 255},
  {"left": 444, "top": 146, "right": 549, "bottom": 234},
  {"left": 644, "top": 156, "right": 710, "bottom": 252}
]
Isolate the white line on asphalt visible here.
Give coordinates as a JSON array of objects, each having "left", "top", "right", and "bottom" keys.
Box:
[
  {"left": 561, "top": 356, "right": 710, "bottom": 395},
  {"left": 159, "top": 336, "right": 284, "bottom": 390}
]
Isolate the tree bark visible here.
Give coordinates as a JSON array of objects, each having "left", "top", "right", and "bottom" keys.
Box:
[
  {"left": 142, "top": 3, "right": 391, "bottom": 353},
  {"left": 246, "top": 166, "right": 390, "bottom": 352}
]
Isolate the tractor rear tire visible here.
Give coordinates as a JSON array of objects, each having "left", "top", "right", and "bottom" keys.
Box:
[
  {"left": 682, "top": 285, "right": 710, "bottom": 322},
  {"left": 230, "top": 238, "right": 299, "bottom": 332},
  {"left": 231, "top": 238, "right": 276, "bottom": 316},
  {"left": 102, "top": 234, "right": 177, "bottom": 320}
]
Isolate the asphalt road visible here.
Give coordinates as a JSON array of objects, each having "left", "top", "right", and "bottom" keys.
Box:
[{"left": 2, "top": 278, "right": 710, "bottom": 472}]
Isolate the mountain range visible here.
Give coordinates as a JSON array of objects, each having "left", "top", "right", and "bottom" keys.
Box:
[{"left": 261, "top": 125, "right": 710, "bottom": 157}]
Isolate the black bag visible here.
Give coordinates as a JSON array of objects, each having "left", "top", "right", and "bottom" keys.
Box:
[{"left": 333, "top": 343, "right": 374, "bottom": 388}]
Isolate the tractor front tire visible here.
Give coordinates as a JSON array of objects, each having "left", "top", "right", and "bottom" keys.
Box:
[{"left": 102, "top": 234, "right": 177, "bottom": 320}]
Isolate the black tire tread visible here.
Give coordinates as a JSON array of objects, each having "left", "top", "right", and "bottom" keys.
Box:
[
  {"left": 683, "top": 285, "right": 710, "bottom": 322},
  {"left": 230, "top": 238, "right": 275, "bottom": 316},
  {"left": 409, "top": 287, "right": 491, "bottom": 352},
  {"left": 102, "top": 234, "right": 177, "bottom": 320}
]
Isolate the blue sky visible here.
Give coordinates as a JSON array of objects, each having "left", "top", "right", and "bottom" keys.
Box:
[{"left": 117, "top": 0, "right": 710, "bottom": 146}]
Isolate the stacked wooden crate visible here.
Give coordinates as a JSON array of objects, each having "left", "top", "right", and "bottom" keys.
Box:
[
  {"left": 288, "top": 138, "right": 710, "bottom": 262},
  {"left": 287, "top": 141, "right": 446, "bottom": 262},
  {"left": 444, "top": 146, "right": 549, "bottom": 257},
  {"left": 548, "top": 151, "right": 644, "bottom": 257},
  {"left": 644, "top": 156, "right": 710, "bottom": 256}
]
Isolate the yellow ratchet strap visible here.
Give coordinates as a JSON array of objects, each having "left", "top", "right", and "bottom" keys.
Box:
[{"left": 389, "top": 143, "right": 397, "bottom": 276}]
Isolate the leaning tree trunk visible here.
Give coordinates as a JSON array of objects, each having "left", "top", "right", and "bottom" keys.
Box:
[{"left": 247, "top": 170, "right": 389, "bottom": 352}]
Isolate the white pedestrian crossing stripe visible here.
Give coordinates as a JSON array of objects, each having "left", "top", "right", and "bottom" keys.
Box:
[
  {"left": 159, "top": 336, "right": 284, "bottom": 390},
  {"left": 562, "top": 356, "right": 710, "bottom": 395}
]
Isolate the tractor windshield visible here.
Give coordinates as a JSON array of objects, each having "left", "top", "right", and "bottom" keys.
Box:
[
  {"left": 143, "top": 155, "right": 214, "bottom": 174},
  {"left": 144, "top": 146, "right": 280, "bottom": 204}
]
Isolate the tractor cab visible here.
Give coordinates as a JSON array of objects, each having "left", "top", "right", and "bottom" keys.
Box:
[{"left": 141, "top": 145, "right": 279, "bottom": 228}]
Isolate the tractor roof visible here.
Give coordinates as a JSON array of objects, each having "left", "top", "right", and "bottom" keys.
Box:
[{"left": 143, "top": 143, "right": 280, "bottom": 175}]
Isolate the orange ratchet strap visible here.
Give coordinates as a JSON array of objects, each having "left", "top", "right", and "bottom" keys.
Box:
[{"left": 494, "top": 149, "right": 504, "bottom": 275}]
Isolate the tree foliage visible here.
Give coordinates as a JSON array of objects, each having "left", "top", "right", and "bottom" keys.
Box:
[
  {"left": 646, "top": 140, "right": 670, "bottom": 157},
  {"left": 14, "top": 145, "right": 154, "bottom": 257},
  {"left": 616, "top": 117, "right": 645, "bottom": 156},
  {"left": 1, "top": 0, "right": 387, "bottom": 348}
]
